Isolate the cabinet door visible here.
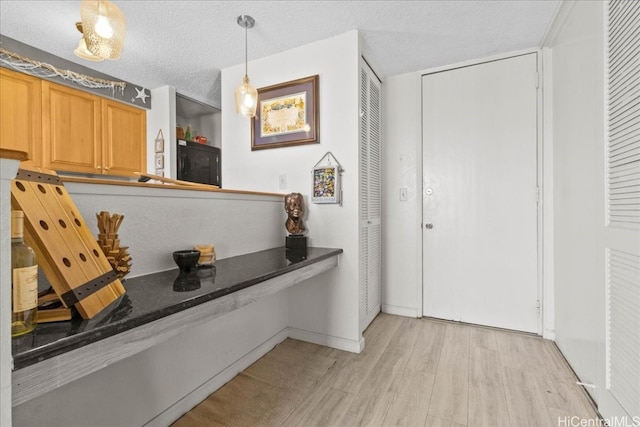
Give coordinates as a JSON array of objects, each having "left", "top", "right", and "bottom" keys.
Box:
[
  {"left": 0, "top": 68, "right": 42, "bottom": 164},
  {"left": 102, "top": 99, "right": 146, "bottom": 177},
  {"left": 42, "top": 81, "right": 101, "bottom": 174}
]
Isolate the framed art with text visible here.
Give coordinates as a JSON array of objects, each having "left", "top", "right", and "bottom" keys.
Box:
[{"left": 251, "top": 75, "right": 319, "bottom": 150}]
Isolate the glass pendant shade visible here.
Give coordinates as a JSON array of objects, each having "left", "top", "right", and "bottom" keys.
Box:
[
  {"left": 80, "top": 0, "right": 126, "bottom": 60},
  {"left": 235, "top": 75, "right": 258, "bottom": 118}
]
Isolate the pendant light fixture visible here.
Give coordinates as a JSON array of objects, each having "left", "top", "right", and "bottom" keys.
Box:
[
  {"left": 74, "top": 0, "right": 126, "bottom": 61},
  {"left": 74, "top": 22, "right": 103, "bottom": 61},
  {"left": 235, "top": 15, "right": 258, "bottom": 118}
]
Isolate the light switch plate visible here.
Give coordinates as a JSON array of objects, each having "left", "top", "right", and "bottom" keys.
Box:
[
  {"left": 400, "top": 188, "right": 408, "bottom": 201},
  {"left": 279, "top": 174, "right": 287, "bottom": 189}
]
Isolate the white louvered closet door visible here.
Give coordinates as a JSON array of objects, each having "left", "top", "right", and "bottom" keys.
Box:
[
  {"left": 602, "top": 0, "right": 640, "bottom": 421},
  {"left": 359, "top": 59, "right": 382, "bottom": 333}
]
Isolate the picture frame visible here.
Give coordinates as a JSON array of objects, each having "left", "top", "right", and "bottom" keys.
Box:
[
  {"left": 154, "top": 153, "right": 164, "bottom": 169},
  {"left": 154, "top": 129, "right": 165, "bottom": 153},
  {"left": 252, "top": 75, "right": 319, "bottom": 151},
  {"left": 312, "top": 164, "right": 340, "bottom": 204}
]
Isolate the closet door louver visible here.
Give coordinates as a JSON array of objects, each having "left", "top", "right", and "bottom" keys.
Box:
[
  {"left": 606, "top": 0, "right": 640, "bottom": 419},
  {"left": 359, "top": 60, "right": 382, "bottom": 332},
  {"left": 606, "top": 249, "right": 640, "bottom": 417},
  {"left": 607, "top": 0, "right": 640, "bottom": 228}
]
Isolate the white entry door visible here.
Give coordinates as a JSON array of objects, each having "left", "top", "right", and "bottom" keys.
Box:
[{"left": 422, "top": 53, "right": 539, "bottom": 333}]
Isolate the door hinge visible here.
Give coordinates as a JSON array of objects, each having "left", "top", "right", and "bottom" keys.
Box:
[
  {"left": 535, "top": 72, "right": 541, "bottom": 89},
  {"left": 536, "top": 187, "right": 540, "bottom": 204},
  {"left": 536, "top": 299, "right": 541, "bottom": 317}
]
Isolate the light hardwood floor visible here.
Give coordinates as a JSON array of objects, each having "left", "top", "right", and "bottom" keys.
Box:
[{"left": 172, "top": 313, "right": 600, "bottom": 427}]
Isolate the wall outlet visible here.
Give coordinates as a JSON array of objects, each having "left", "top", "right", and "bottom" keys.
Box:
[
  {"left": 279, "top": 174, "right": 287, "bottom": 189},
  {"left": 400, "top": 188, "right": 408, "bottom": 201}
]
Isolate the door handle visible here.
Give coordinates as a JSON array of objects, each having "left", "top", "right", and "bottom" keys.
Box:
[{"left": 424, "top": 223, "right": 434, "bottom": 229}]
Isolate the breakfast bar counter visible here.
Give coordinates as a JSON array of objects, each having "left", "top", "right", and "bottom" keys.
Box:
[{"left": 11, "top": 246, "right": 342, "bottom": 406}]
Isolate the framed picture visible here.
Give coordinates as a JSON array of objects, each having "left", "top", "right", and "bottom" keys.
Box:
[
  {"left": 154, "top": 153, "right": 164, "bottom": 169},
  {"left": 312, "top": 165, "right": 340, "bottom": 204},
  {"left": 252, "top": 75, "right": 319, "bottom": 151},
  {"left": 154, "top": 129, "right": 165, "bottom": 153}
]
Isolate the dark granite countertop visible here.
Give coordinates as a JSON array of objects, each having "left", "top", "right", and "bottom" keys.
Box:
[{"left": 12, "top": 246, "right": 342, "bottom": 370}]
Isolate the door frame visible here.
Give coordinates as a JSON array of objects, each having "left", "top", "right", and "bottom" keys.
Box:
[{"left": 415, "top": 48, "right": 548, "bottom": 337}]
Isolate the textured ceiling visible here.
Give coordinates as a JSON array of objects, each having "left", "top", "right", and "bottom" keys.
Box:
[{"left": 0, "top": 1, "right": 560, "bottom": 109}]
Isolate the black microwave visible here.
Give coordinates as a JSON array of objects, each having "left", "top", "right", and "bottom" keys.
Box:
[{"left": 176, "top": 140, "right": 221, "bottom": 187}]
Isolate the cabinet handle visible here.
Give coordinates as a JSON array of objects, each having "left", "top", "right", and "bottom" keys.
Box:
[
  {"left": 96, "top": 166, "right": 102, "bottom": 170},
  {"left": 103, "top": 166, "right": 110, "bottom": 171}
]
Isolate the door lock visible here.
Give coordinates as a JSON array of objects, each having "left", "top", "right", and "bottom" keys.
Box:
[{"left": 424, "top": 223, "right": 434, "bottom": 229}]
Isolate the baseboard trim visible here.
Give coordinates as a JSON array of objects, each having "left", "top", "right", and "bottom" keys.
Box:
[
  {"left": 382, "top": 304, "right": 420, "bottom": 318},
  {"left": 543, "top": 328, "right": 556, "bottom": 340},
  {"left": 144, "top": 327, "right": 289, "bottom": 427},
  {"left": 287, "top": 327, "right": 364, "bottom": 353}
]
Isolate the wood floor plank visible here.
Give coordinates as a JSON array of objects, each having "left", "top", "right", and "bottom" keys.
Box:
[
  {"left": 425, "top": 415, "right": 467, "bottom": 427},
  {"left": 209, "top": 373, "right": 301, "bottom": 426},
  {"left": 340, "top": 318, "right": 419, "bottom": 426},
  {"left": 172, "top": 314, "right": 600, "bottom": 427},
  {"left": 243, "top": 344, "right": 336, "bottom": 392},
  {"left": 317, "top": 313, "right": 404, "bottom": 395},
  {"left": 279, "top": 386, "right": 353, "bottom": 427},
  {"left": 426, "top": 322, "right": 471, "bottom": 425},
  {"left": 502, "top": 366, "right": 553, "bottom": 427},
  {"left": 468, "top": 346, "right": 511, "bottom": 427},
  {"left": 469, "top": 325, "right": 498, "bottom": 351},
  {"left": 494, "top": 329, "right": 533, "bottom": 371},
  {"left": 382, "top": 367, "right": 435, "bottom": 427},
  {"left": 407, "top": 318, "right": 447, "bottom": 374}
]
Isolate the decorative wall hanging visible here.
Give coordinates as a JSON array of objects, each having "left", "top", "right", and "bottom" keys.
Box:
[
  {"left": 154, "top": 129, "right": 165, "bottom": 153},
  {"left": 312, "top": 152, "right": 343, "bottom": 205},
  {"left": 0, "top": 47, "right": 126, "bottom": 94},
  {"left": 154, "top": 129, "right": 165, "bottom": 176},
  {"left": 252, "top": 75, "right": 319, "bottom": 150}
]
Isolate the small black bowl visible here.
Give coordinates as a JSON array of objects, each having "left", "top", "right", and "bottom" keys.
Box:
[{"left": 173, "top": 250, "right": 201, "bottom": 273}]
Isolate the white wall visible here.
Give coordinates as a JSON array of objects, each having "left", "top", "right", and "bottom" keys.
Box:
[
  {"left": 221, "top": 30, "right": 363, "bottom": 351},
  {"left": 0, "top": 158, "right": 22, "bottom": 427},
  {"left": 147, "top": 86, "right": 177, "bottom": 178},
  {"left": 381, "top": 73, "right": 423, "bottom": 317},
  {"left": 545, "top": 0, "right": 605, "bottom": 396},
  {"left": 64, "top": 183, "right": 283, "bottom": 277}
]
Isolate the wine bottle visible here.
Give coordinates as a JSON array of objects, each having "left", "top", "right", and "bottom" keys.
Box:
[{"left": 11, "top": 210, "right": 38, "bottom": 337}]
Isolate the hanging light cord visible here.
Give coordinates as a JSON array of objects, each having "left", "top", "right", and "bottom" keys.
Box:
[{"left": 244, "top": 18, "right": 248, "bottom": 78}]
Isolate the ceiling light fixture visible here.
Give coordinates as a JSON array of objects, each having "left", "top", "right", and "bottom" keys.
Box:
[
  {"left": 74, "top": 0, "right": 126, "bottom": 61},
  {"left": 74, "top": 22, "right": 103, "bottom": 62},
  {"left": 235, "top": 14, "right": 258, "bottom": 118}
]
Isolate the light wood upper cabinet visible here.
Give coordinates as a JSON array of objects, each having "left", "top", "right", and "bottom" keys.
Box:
[
  {"left": 42, "top": 81, "right": 101, "bottom": 174},
  {"left": 0, "top": 68, "right": 42, "bottom": 164},
  {"left": 41, "top": 80, "right": 146, "bottom": 177},
  {"left": 101, "top": 99, "right": 146, "bottom": 176}
]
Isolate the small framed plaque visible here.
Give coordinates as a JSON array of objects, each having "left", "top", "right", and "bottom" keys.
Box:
[
  {"left": 154, "top": 153, "right": 164, "bottom": 169},
  {"left": 154, "top": 129, "right": 165, "bottom": 153},
  {"left": 312, "top": 165, "right": 340, "bottom": 204}
]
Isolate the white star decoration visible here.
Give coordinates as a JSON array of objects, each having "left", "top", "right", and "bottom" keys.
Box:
[{"left": 134, "top": 87, "right": 149, "bottom": 104}]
